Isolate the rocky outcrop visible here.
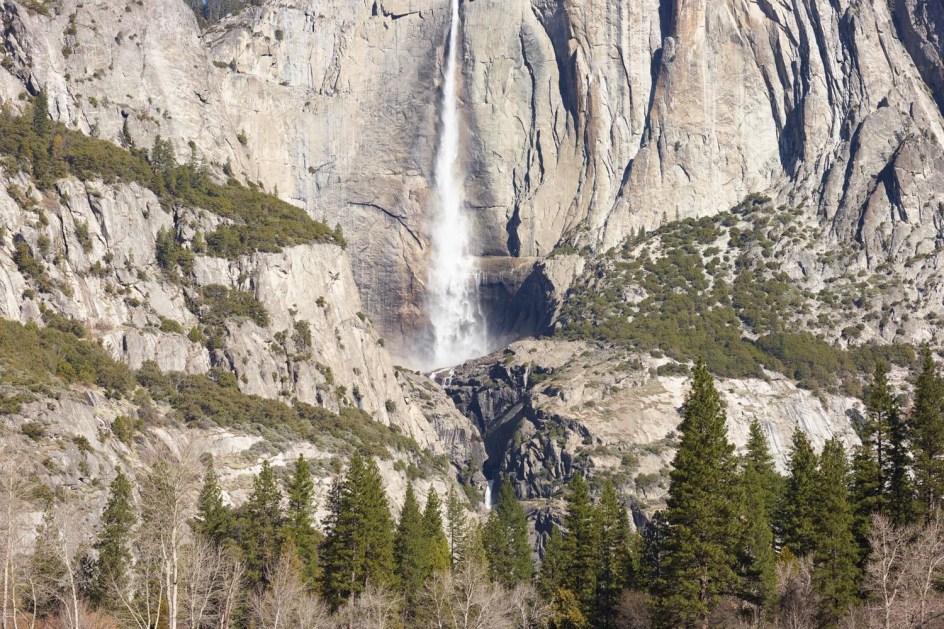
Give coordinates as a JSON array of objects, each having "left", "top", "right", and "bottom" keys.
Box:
[
  {"left": 0, "top": 171, "right": 480, "bottom": 463},
  {"left": 890, "top": 0, "right": 944, "bottom": 113},
  {"left": 447, "top": 338, "right": 860, "bottom": 509}
]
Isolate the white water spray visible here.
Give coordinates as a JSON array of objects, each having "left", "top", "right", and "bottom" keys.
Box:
[
  {"left": 426, "top": 0, "right": 488, "bottom": 371},
  {"left": 484, "top": 478, "right": 495, "bottom": 510}
]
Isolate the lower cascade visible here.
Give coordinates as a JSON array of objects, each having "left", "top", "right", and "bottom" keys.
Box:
[{"left": 425, "top": 0, "right": 489, "bottom": 371}]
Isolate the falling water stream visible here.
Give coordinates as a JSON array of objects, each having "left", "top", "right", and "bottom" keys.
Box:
[{"left": 426, "top": 0, "right": 488, "bottom": 371}]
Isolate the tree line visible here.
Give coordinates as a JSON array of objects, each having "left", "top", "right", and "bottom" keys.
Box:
[
  {"left": 580, "top": 350, "right": 944, "bottom": 628},
  {"left": 3, "top": 348, "right": 944, "bottom": 627},
  {"left": 0, "top": 445, "right": 546, "bottom": 628}
]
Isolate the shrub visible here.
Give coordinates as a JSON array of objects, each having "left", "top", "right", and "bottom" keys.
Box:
[
  {"left": 75, "top": 221, "right": 92, "bottom": 252},
  {"left": 21, "top": 421, "right": 45, "bottom": 440},
  {"left": 112, "top": 415, "right": 140, "bottom": 445},
  {"left": 159, "top": 318, "right": 184, "bottom": 334}
]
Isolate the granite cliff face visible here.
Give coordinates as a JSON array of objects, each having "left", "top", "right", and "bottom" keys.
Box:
[{"left": 3, "top": 0, "right": 942, "bottom": 358}]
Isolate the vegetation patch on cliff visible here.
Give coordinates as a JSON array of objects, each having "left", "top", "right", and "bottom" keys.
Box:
[
  {"left": 559, "top": 195, "right": 915, "bottom": 393},
  {"left": 0, "top": 99, "right": 342, "bottom": 260},
  {"left": 0, "top": 316, "right": 426, "bottom": 462}
]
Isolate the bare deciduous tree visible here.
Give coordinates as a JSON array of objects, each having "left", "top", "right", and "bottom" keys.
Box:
[
  {"left": 861, "top": 514, "right": 913, "bottom": 628},
  {"left": 507, "top": 583, "right": 547, "bottom": 629},
  {"left": 777, "top": 555, "right": 817, "bottom": 629},
  {"left": 333, "top": 583, "right": 400, "bottom": 629},
  {"left": 858, "top": 512, "right": 944, "bottom": 628},
  {"left": 216, "top": 554, "right": 245, "bottom": 629},
  {"left": 180, "top": 539, "right": 246, "bottom": 629},
  {"left": 0, "top": 454, "right": 33, "bottom": 629},
  {"left": 139, "top": 445, "right": 202, "bottom": 629},
  {"left": 250, "top": 552, "right": 329, "bottom": 629},
  {"left": 907, "top": 513, "right": 944, "bottom": 627},
  {"left": 114, "top": 534, "right": 166, "bottom": 629},
  {"left": 420, "top": 561, "right": 514, "bottom": 629},
  {"left": 40, "top": 505, "right": 91, "bottom": 629}
]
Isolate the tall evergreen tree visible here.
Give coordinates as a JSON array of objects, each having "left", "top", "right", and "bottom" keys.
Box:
[
  {"left": 594, "top": 481, "right": 634, "bottom": 628},
  {"left": 560, "top": 474, "right": 599, "bottom": 615},
  {"left": 284, "top": 455, "right": 321, "bottom": 589},
  {"left": 238, "top": 460, "right": 284, "bottom": 584},
  {"left": 445, "top": 485, "right": 467, "bottom": 567},
  {"left": 538, "top": 526, "right": 567, "bottom": 599},
  {"left": 850, "top": 444, "right": 883, "bottom": 564},
  {"left": 865, "top": 363, "right": 894, "bottom": 498},
  {"left": 89, "top": 470, "right": 136, "bottom": 609},
  {"left": 910, "top": 345, "right": 944, "bottom": 519},
  {"left": 810, "top": 438, "right": 860, "bottom": 627},
  {"left": 32, "top": 88, "right": 50, "bottom": 136},
  {"left": 482, "top": 478, "right": 533, "bottom": 587},
  {"left": 735, "top": 420, "right": 779, "bottom": 619},
  {"left": 422, "top": 489, "right": 451, "bottom": 573},
  {"left": 651, "top": 360, "right": 738, "bottom": 628},
  {"left": 886, "top": 399, "right": 915, "bottom": 525},
  {"left": 193, "top": 458, "right": 232, "bottom": 546},
  {"left": 320, "top": 452, "right": 395, "bottom": 610},
  {"left": 779, "top": 430, "right": 819, "bottom": 556},
  {"left": 394, "top": 484, "right": 428, "bottom": 615}
]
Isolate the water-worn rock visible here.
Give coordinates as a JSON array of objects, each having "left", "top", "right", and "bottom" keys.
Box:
[{"left": 447, "top": 338, "right": 860, "bottom": 510}]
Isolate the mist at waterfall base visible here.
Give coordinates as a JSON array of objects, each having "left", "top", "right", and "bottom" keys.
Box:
[{"left": 423, "top": 0, "right": 490, "bottom": 372}]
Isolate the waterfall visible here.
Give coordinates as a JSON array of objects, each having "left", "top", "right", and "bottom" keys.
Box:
[
  {"left": 426, "top": 0, "right": 488, "bottom": 371},
  {"left": 484, "top": 478, "right": 495, "bottom": 510}
]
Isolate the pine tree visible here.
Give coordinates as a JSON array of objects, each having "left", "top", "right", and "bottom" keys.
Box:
[
  {"left": 652, "top": 360, "right": 738, "bottom": 627},
  {"left": 284, "top": 455, "right": 321, "bottom": 589},
  {"left": 320, "top": 452, "right": 396, "bottom": 610},
  {"left": 445, "top": 485, "right": 467, "bottom": 567},
  {"left": 538, "top": 526, "right": 567, "bottom": 599},
  {"left": 850, "top": 444, "right": 883, "bottom": 563},
  {"left": 594, "top": 481, "right": 634, "bottom": 628},
  {"left": 865, "top": 362, "right": 895, "bottom": 505},
  {"left": 735, "top": 420, "right": 778, "bottom": 618},
  {"left": 559, "top": 473, "right": 599, "bottom": 617},
  {"left": 32, "top": 88, "right": 50, "bottom": 136},
  {"left": 90, "top": 470, "right": 136, "bottom": 609},
  {"left": 482, "top": 478, "right": 533, "bottom": 587},
  {"left": 810, "top": 438, "right": 860, "bottom": 626},
  {"left": 641, "top": 511, "right": 669, "bottom": 589},
  {"left": 422, "top": 489, "right": 451, "bottom": 573},
  {"left": 238, "top": 460, "right": 284, "bottom": 584},
  {"left": 394, "top": 484, "right": 428, "bottom": 615},
  {"left": 193, "top": 458, "right": 232, "bottom": 546},
  {"left": 779, "top": 430, "right": 819, "bottom": 556},
  {"left": 910, "top": 346, "right": 944, "bottom": 519},
  {"left": 886, "top": 400, "right": 915, "bottom": 525}
]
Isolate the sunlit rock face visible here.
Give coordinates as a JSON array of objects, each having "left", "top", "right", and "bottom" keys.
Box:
[{"left": 5, "top": 0, "right": 942, "bottom": 359}]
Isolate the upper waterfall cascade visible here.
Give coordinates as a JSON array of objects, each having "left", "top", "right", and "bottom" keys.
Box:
[{"left": 425, "top": 0, "right": 489, "bottom": 371}]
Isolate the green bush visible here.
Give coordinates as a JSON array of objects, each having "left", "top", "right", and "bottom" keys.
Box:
[
  {"left": 159, "top": 318, "right": 184, "bottom": 334},
  {"left": 0, "top": 318, "right": 133, "bottom": 396},
  {"left": 196, "top": 284, "right": 269, "bottom": 329},
  {"left": 112, "top": 415, "right": 141, "bottom": 445},
  {"left": 21, "top": 421, "right": 45, "bottom": 440}
]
